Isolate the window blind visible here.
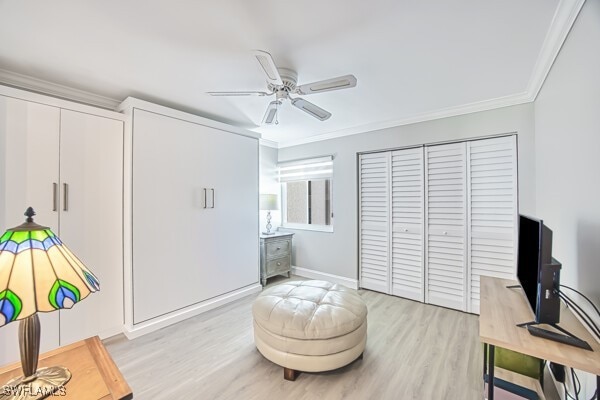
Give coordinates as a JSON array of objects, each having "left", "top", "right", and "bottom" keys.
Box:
[{"left": 278, "top": 156, "right": 333, "bottom": 182}]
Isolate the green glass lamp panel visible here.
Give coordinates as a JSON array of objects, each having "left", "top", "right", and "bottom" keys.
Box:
[
  {"left": 49, "top": 279, "right": 81, "bottom": 310},
  {"left": 0, "top": 289, "right": 23, "bottom": 323},
  {"left": 30, "top": 230, "right": 50, "bottom": 242},
  {"left": 0, "top": 231, "right": 12, "bottom": 243},
  {"left": 9, "top": 231, "right": 30, "bottom": 244}
]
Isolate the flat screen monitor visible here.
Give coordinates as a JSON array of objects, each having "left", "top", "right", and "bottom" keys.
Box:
[{"left": 517, "top": 214, "right": 557, "bottom": 323}]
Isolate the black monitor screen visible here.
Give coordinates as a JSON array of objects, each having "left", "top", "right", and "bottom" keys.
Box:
[{"left": 517, "top": 215, "right": 542, "bottom": 313}]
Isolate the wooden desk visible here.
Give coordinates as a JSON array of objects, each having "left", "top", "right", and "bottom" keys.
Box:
[
  {"left": 0, "top": 336, "right": 132, "bottom": 400},
  {"left": 480, "top": 277, "right": 600, "bottom": 400}
]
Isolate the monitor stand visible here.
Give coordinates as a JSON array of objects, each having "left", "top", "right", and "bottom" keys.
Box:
[{"left": 516, "top": 321, "right": 593, "bottom": 351}]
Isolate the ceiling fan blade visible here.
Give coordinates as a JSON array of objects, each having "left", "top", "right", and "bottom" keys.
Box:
[
  {"left": 295, "top": 74, "right": 357, "bottom": 95},
  {"left": 253, "top": 50, "right": 283, "bottom": 86},
  {"left": 291, "top": 98, "right": 331, "bottom": 121},
  {"left": 262, "top": 100, "right": 280, "bottom": 125},
  {"left": 207, "top": 91, "right": 270, "bottom": 97}
]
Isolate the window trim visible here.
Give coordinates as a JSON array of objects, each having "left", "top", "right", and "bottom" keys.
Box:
[{"left": 279, "top": 157, "right": 334, "bottom": 233}]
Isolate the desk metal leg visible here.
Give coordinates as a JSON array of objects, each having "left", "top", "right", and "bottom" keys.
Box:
[
  {"left": 483, "top": 343, "right": 488, "bottom": 378},
  {"left": 488, "top": 344, "right": 495, "bottom": 400}
]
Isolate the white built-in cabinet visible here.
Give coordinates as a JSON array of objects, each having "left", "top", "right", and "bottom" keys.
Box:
[
  {"left": 359, "top": 135, "right": 518, "bottom": 313},
  {"left": 0, "top": 90, "right": 124, "bottom": 365},
  {"left": 119, "top": 98, "right": 260, "bottom": 336}
]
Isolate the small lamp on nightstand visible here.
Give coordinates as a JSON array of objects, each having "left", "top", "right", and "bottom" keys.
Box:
[
  {"left": 259, "top": 194, "right": 279, "bottom": 235},
  {"left": 0, "top": 207, "right": 100, "bottom": 400}
]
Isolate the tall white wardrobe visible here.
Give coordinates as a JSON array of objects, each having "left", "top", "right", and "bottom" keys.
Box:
[
  {"left": 0, "top": 86, "right": 124, "bottom": 365},
  {"left": 119, "top": 98, "right": 261, "bottom": 337},
  {"left": 359, "top": 135, "right": 518, "bottom": 313}
]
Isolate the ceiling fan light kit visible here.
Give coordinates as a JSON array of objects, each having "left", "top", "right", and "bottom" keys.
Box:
[{"left": 208, "top": 50, "right": 357, "bottom": 125}]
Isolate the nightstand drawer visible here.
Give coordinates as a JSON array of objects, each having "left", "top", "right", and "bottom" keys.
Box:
[
  {"left": 266, "top": 256, "right": 291, "bottom": 275},
  {"left": 266, "top": 239, "right": 291, "bottom": 259}
]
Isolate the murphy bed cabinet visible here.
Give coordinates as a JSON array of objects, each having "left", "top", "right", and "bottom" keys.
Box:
[
  {"left": 119, "top": 98, "right": 261, "bottom": 337},
  {"left": 359, "top": 135, "right": 518, "bottom": 314},
  {"left": 0, "top": 86, "right": 124, "bottom": 365}
]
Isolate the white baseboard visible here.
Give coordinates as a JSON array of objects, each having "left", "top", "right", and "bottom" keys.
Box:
[
  {"left": 292, "top": 266, "right": 358, "bottom": 289},
  {"left": 123, "top": 283, "right": 262, "bottom": 339}
]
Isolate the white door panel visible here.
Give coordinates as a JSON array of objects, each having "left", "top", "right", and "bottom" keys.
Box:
[
  {"left": 390, "top": 148, "right": 424, "bottom": 302},
  {"left": 58, "top": 110, "right": 124, "bottom": 345},
  {"left": 467, "top": 136, "right": 518, "bottom": 313},
  {"left": 426, "top": 142, "right": 467, "bottom": 311},
  {"left": 0, "top": 97, "right": 60, "bottom": 366},
  {"left": 359, "top": 152, "right": 390, "bottom": 294}
]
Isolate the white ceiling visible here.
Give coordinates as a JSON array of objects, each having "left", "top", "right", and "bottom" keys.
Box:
[{"left": 0, "top": 0, "right": 564, "bottom": 144}]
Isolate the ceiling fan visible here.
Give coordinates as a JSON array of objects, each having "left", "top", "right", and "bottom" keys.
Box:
[{"left": 207, "top": 50, "right": 357, "bottom": 125}]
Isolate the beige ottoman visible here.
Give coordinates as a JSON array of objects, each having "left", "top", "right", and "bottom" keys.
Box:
[{"left": 252, "top": 280, "right": 368, "bottom": 381}]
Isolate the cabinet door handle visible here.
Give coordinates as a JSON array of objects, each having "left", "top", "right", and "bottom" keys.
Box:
[
  {"left": 52, "top": 183, "right": 58, "bottom": 212},
  {"left": 63, "top": 183, "right": 69, "bottom": 211},
  {"left": 276, "top": 247, "right": 281, "bottom": 250},
  {"left": 277, "top": 262, "right": 281, "bottom": 266},
  {"left": 203, "top": 188, "right": 207, "bottom": 209},
  {"left": 211, "top": 188, "right": 215, "bottom": 209}
]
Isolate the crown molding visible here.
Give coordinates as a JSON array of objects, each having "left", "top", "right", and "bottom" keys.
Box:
[
  {"left": 0, "top": 0, "right": 583, "bottom": 148},
  {"left": 259, "top": 138, "right": 279, "bottom": 148},
  {"left": 0, "top": 68, "right": 121, "bottom": 110},
  {"left": 277, "top": 0, "right": 585, "bottom": 149},
  {"left": 526, "top": 0, "right": 586, "bottom": 101},
  {"left": 278, "top": 92, "right": 531, "bottom": 148}
]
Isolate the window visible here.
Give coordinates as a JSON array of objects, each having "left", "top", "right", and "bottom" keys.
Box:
[{"left": 279, "top": 156, "right": 333, "bottom": 232}]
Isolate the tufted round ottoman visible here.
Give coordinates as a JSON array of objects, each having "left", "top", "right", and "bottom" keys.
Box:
[{"left": 252, "top": 280, "right": 368, "bottom": 381}]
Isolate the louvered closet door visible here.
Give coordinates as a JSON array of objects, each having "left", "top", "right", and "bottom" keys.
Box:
[
  {"left": 426, "top": 143, "right": 467, "bottom": 311},
  {"left": 390, "top": 148, "right": 424, "bottom": 301},
  {"left": 468, "top": 136, "right": 518, "bottom": 313},
  {"left": 359, "top": 152, "right": 390, "bottom": 293}
]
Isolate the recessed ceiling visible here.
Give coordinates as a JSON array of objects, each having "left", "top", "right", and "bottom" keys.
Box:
[{"left": 0, "top": 0, "right": 562, "bottom": 144}]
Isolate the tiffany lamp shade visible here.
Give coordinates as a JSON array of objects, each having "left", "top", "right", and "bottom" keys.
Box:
[{"left": 0, "top": 207, "right": 100, "bottom": 399}]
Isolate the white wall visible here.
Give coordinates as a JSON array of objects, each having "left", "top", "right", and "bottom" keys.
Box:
[
  {"left": 535, "top": 2, "right": 599, "bottom": 396},
  {"left": 278, "top": 103, "right": 536, "bottom": 279},
  {"left": 535, "top": 0, "right": 599, "bottom": 307},
  {"left": 259, "top": 144, "right": 281, "bottom": 232},
  {"left": 0, "top": 101, "right": 5, "bottom": 231}
]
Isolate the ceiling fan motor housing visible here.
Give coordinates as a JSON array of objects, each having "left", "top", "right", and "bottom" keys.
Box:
[{"left": 268, "top": 68, "right": 298, "bottom": 96}]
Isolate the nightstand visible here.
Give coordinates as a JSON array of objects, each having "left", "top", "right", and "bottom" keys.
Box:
[{"left": 260, "top": 232, "right": 294, "bottom": 286}]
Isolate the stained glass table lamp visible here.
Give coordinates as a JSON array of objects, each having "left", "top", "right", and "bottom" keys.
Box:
[{"left": 0, "top": 207, "right": 100, "bottom": 399}]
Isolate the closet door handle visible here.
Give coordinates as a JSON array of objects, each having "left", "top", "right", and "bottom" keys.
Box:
[
  {"left": 211, "top": 189, "right": 215, "bottom": 209},
  {"left": 52, "top": 183, "right": 58, "bottom": 211},
  {"left": 63, "top": 183, "right": 69, "bottom": 211},
  {"left": 203, "top": 188, "right": 207, "bottom": 209}
]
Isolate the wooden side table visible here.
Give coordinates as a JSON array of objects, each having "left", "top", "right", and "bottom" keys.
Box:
[{"left": 0, "top": 336, "right": 132, "bottom": 400}]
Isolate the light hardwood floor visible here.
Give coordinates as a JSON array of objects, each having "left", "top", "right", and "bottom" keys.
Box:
[{"left": 103, "top": 276, "right": 555, "bottom": 400}]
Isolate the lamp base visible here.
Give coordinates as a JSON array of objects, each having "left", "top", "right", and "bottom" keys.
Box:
[
  {"left": 261, "top": 231, "right": 276, "bottom": 235},
  {"left": 3, "top": 366, "right": 71, "bottom": 400}
]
